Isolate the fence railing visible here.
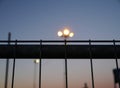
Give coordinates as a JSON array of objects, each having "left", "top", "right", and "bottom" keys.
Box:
[{"left": 0, "top": 40, "right": 120, "bottom": 88}]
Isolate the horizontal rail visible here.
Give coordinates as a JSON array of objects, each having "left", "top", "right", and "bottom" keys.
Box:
[
  {"left": 0, "top": 45, "right": 120, "bottom": 58},
  {"left": 0, "top": 40, "right": 120, "bottom": 43}
]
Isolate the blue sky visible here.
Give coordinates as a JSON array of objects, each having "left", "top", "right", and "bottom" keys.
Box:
[
  {"left": 0, "top": 0, "right": 120, "bottom": 88},
  {"left": 0, "top": 0, "right": 120, "bottom": 40}
]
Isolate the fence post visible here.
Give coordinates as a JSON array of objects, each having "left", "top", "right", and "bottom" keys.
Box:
[
  {"left": 4, "top": 32, "right": 11, "bottom": 88},
  {"left": 89, "top": 40, "right": 95, "bottom": 88}
]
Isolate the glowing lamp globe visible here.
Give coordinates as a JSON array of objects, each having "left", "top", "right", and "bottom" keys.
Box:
[
  {"left": 58, "top": 31, "right": 63, "bottom": 37},
  {"left": 34, "top": 59, "right": 40, "bottom": 64},
  {"left": 63, "top": 29, "right": 70, "bottom": 36},
  {"left": 69, "top": 32, "right": 74, "bottom": 37}
]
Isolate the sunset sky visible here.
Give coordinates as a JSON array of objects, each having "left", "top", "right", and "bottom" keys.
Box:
[
  {"left": 0, "top": 0, "right": 120, "bottom": 88},
  {"left": 0, "top": 59, "right": 120, "bottom": 88}
]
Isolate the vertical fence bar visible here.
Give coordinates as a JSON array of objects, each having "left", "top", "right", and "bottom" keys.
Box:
[
  {"left": 65, "top": 39, "right": 68, "bottom": 88},
  {"left": 11, "top": 40, "right": 17, "bottom": 88},
  {"left": 89, "top": 40, "right": 95, "bottom": 88},
  {"left": 33, "top": 63, "right": 36, "bottom": 88},
  {"left": 113, "top": 40, "right": 120, "bottom": 88},
  {"left": 39, "top": 40, "right": 42, "bottom": 88},
  {"left": 4, "top": 32, "right": 11, "bottom": 88}
]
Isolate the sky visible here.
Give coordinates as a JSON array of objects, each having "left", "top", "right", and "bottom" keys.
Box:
[
  {"left": 0, "top": 0, "right": 120, "bottom": 40},
  {"left": 0, "top": 59, "right": 120, "bottom": 88},
  {"left": 0, "top": 0, "right": 120, "bottom": 88}
]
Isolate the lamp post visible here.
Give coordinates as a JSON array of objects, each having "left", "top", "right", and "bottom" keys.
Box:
[
  {"left": 33, "top": 59, "right": 40, "bottom": 88},
  {"left": 57, "top": 27, "right": 74, "bottom": 88}
]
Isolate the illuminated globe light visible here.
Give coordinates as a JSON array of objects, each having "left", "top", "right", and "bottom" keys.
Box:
[
  {"left": 34, "top": 59, "right": 40, "bottom": 64},
  {"left": 58, "top": 31, "right": 63, "bottom": 37},
  {"left": 57, "top": 27, "right": 74, "bottom": 39},
  {"left": 69, "top": 32, "right": 74, "bottom": 37},
  {"left": 63, "top": 28, "right": 70, "bottom": 36}
]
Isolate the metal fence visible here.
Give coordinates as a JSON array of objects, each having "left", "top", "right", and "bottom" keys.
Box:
[
  {"left": 0, "top": 39, "right": 120, "bottom": 88},
  {"left": 0, "top": 32, "right": 120, "bottom": 88}
]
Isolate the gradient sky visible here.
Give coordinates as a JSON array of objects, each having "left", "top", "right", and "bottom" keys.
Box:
[
  {"left": 0, "top": 59, "right": 120, "bottom": 88},
  {"left": 0, "top": 0, "right": 120, "bottom": 88},
  {"left": 0, "top": 0, "right": 120, "bottom": 40}
]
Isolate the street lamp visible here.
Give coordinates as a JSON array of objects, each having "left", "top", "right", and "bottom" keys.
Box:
[
  {"left": 57, "top": 27, "right": 74, "bottom": 88},
  {"left": 34, "top": 59, "right": 40, "bottom": 64},
  {"left": 33, "top": 59, "right": 40, "bottom": 88},
  {"left": 57, "top": 28, "right": 74, "bottom": 39}
]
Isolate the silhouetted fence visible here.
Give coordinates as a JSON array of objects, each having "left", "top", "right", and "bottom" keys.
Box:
[{"left": 0, "top": 39, "right": 120, "bottom": 88}]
